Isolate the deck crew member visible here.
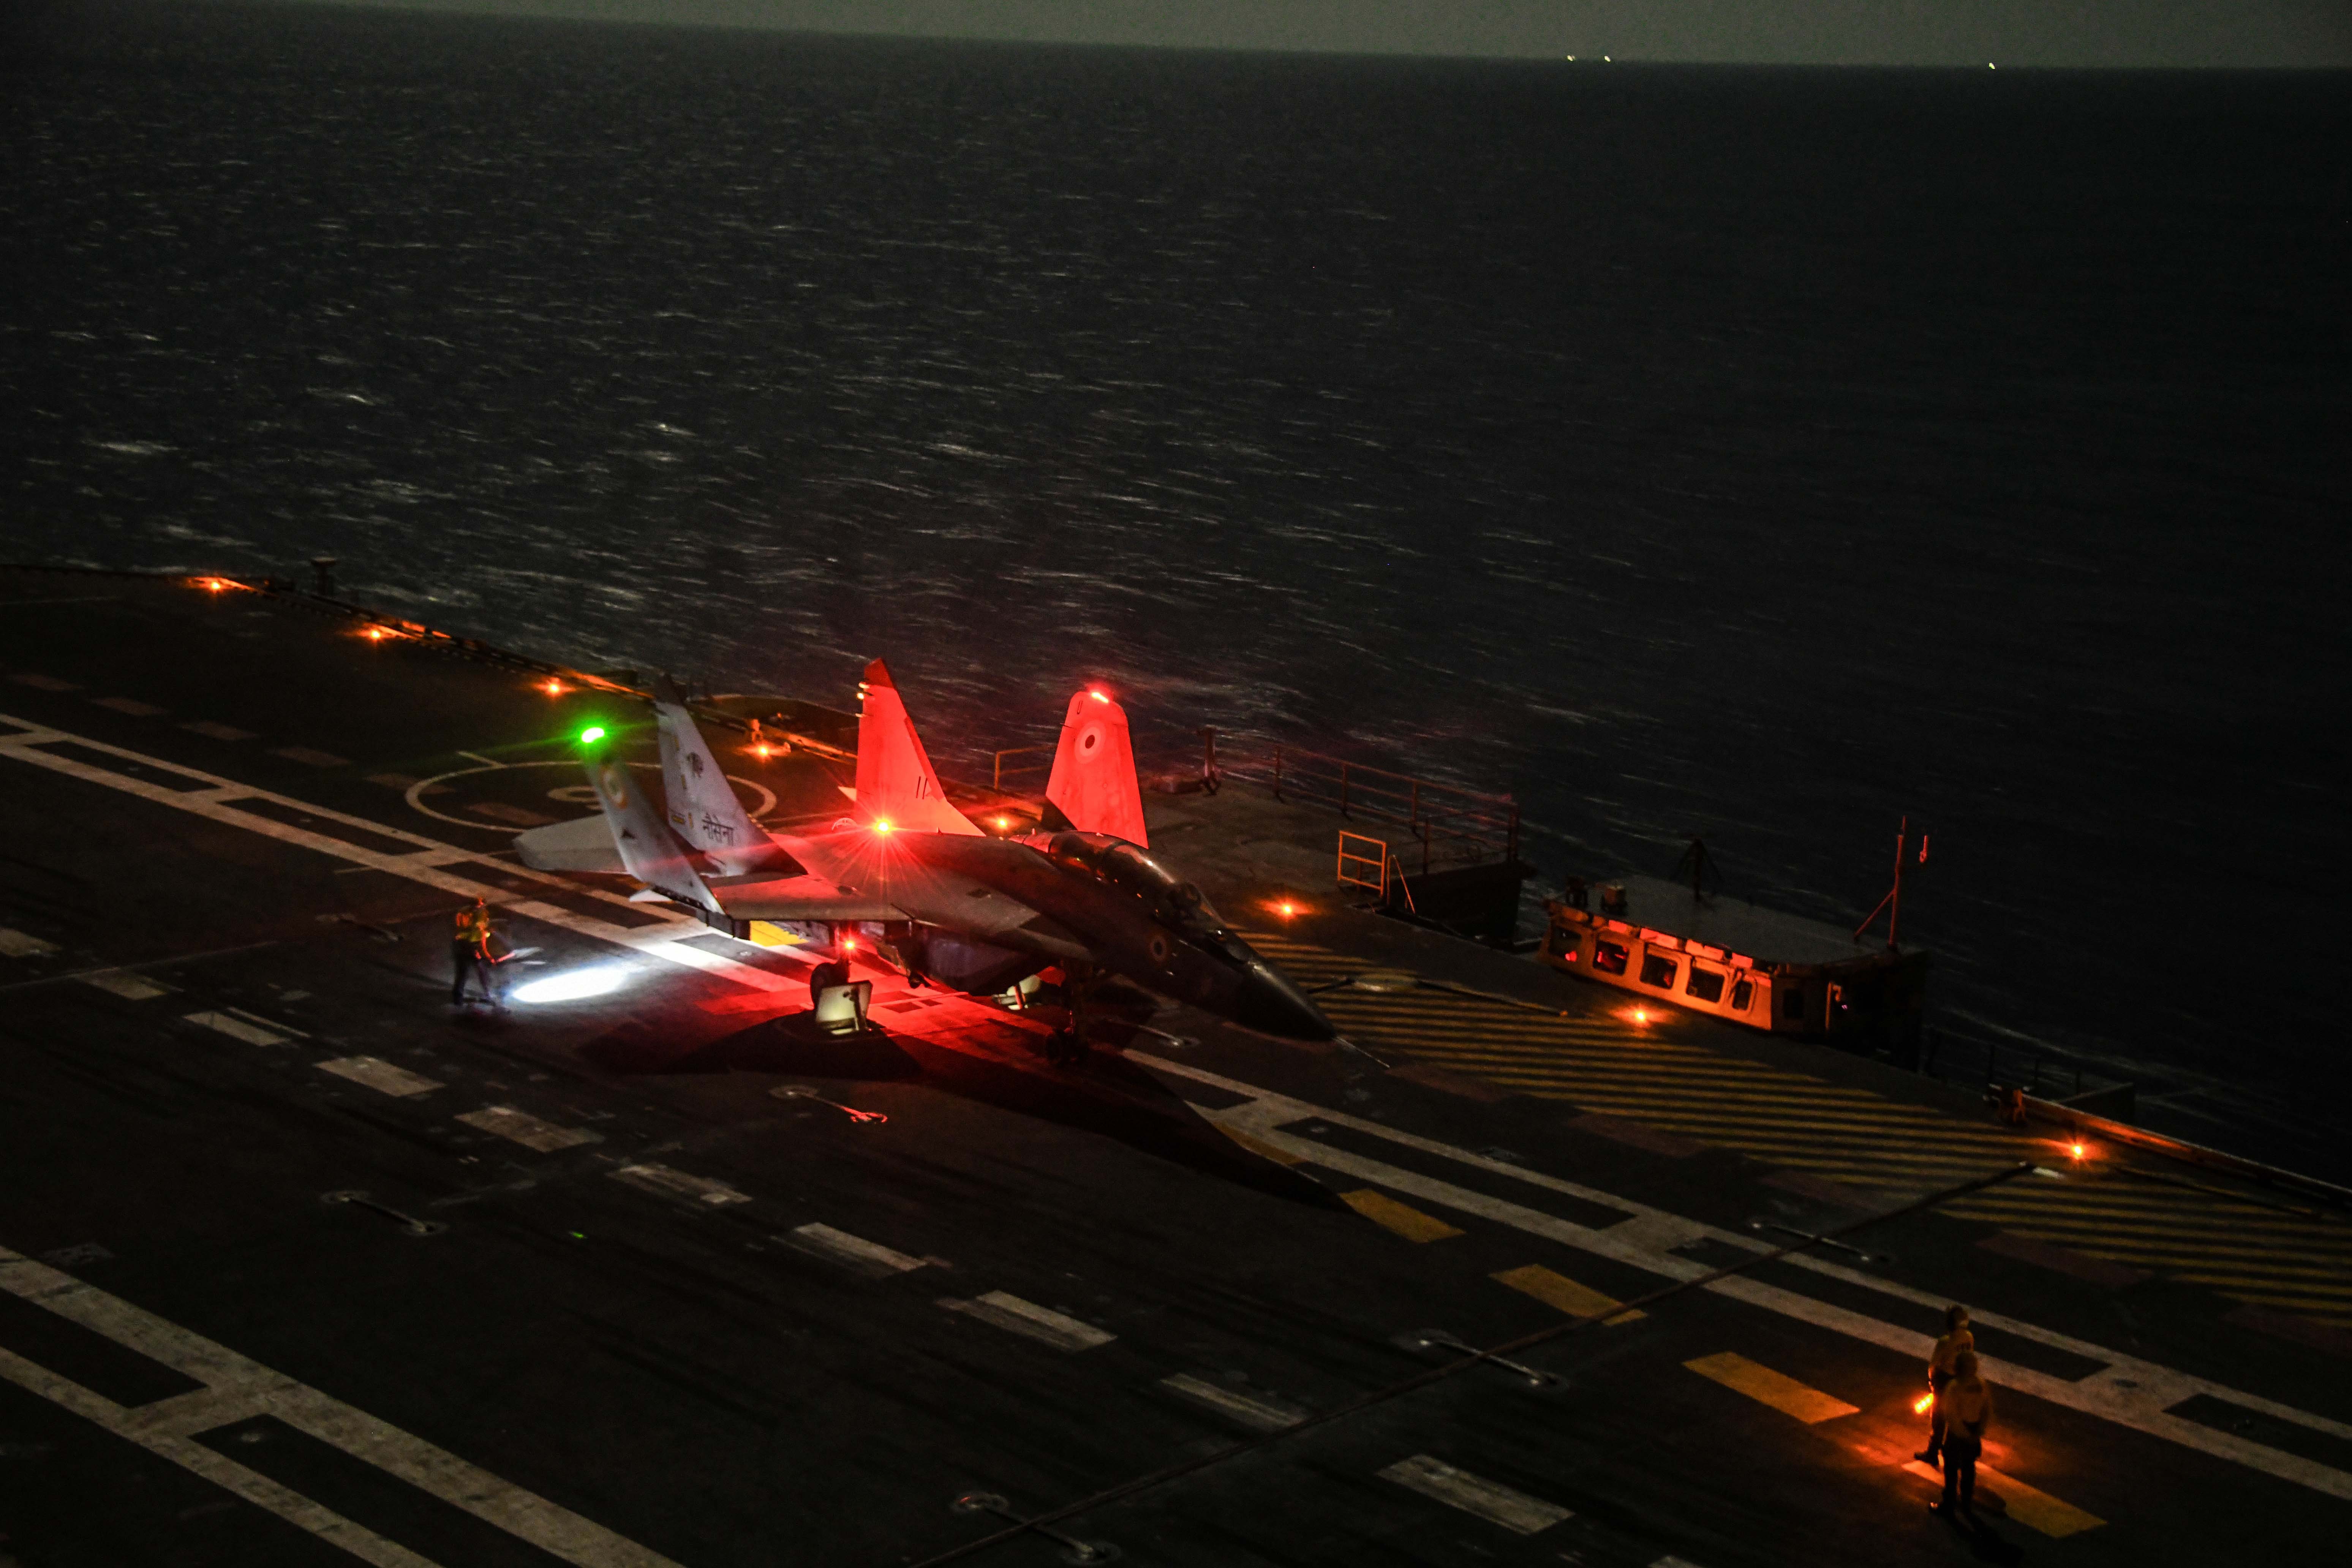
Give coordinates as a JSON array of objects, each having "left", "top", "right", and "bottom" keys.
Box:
[
  {"left": 451, "top": 897, "right": 500, "bottom": 1006},
  {"left": 1916, "top": 1304, "right": 1975, "bottom": 1467},
  {"left": 1931, "top": 1349, "right": 1993, "bottom": 1521}
]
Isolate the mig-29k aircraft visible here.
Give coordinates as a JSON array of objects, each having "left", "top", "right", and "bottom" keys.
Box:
[{"left": 514, "top": 662, "right": 1337, "bottom": 1052}]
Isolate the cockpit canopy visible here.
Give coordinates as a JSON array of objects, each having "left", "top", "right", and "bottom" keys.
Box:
[{"left": 1043, "top": 831, "right": 1224, "bottom": 937}]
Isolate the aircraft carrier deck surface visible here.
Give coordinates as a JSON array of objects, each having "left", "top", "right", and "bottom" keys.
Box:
[{"left": 2, "top": 567, "right": 2349, "bottom": 1568}]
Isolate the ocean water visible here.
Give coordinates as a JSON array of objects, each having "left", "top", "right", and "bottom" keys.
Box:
[{"left": 4, "top": 3, "right": 2347, "bottom": 1170}]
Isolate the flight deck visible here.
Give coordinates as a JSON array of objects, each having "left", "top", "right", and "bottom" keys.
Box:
[{"left": 1, "top": 567, "right": 2348, "bottom": 1568}]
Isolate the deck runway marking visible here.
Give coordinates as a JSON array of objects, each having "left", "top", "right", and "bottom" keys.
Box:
[
  {"left": 1212, "top": 1124, "right": 1306, "bottom": 1165},
  {"left": 1340, "top": 1188, "right": 1465, "bottom": 1242},
  {"left": 1901, "top": 1460, "right": 2105, "bottom": 1536},
  {"left": 80, "top": 971, "right": 172, "bottom": 999},
  {"left": 0, "top": 927, "right": 61, "bottom": 957},
  {"left": 1131, "top": 1052, "right": 2352, "bottom": 1503},
  {"left": 1492, "top": 1263, "right": 1645, "bottom": 1323},
  {"left": 786, "top": 1222, "right": 926, "bottom": 1275},
  {"left": 316, "top": 1057, "right": 444, "bottom": 1098},
  {"left": 611, "top": 1164, "right": 751, "bottom": 1206},
  {"left": 1243, "top": 929, "right": 2352, "bottom": 1327},
  {"left": 0, "top": 1246, "right": 688, "bottom": 1568},
  {"left": 1377, "top": 1454, "right": 1570, "bottom": 1534},
  {"left": 1683, "top": 1351, "right": 1859, "bottom": 1423},
  {"left": 0, "top": 713, "right": 811, "bottom": 999},
  {"left": 1159, "top": 1373, "right": 1305, "bottom": 1430},
  {"left": 456, "top": 1105, "right": 602, "bottom": 1151},
  {"left": 938, "top": 1291, "right": 1116, "bottom": 1351},
  {"left": 184, "top": 1009, "right": 297, "bottom": 1047}
]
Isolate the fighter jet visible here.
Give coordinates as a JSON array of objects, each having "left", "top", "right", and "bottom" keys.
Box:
[{"left": 515, "top": 663, "right": 1336, "bottom": 1047}]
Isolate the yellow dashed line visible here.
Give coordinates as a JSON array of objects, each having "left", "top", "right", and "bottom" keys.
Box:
[
  {"left": 1683, "top": 1352, "right": 1857, "bottom": 1424},
  {"left": 1340, "top": 1189, "right": 1465, "bottom": 1243},
  {"left": 1494, "top": 1264, "right": 1645, "bottom": 1324}
]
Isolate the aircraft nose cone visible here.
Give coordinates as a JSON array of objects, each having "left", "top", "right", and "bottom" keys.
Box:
[{"left": 1234, "top": 957, "right": 1337, "bottom": 1042}]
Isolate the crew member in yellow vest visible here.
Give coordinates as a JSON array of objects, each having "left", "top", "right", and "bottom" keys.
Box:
[
  {"left": 1931, "top": 1349, "right": 1994, "bottom": 1522},
  {"left": 1916, "top": 1304, "right": 1975, "bottom": 1467},
  {"left": 451, "top": 898, "right": 500, "bottom": 1006}
]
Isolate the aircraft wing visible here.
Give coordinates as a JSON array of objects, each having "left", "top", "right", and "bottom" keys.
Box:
[
  {"left": 707, "top": 874, "right": 906, "bottom": 923},
  {"left": 513, "top": 813, "right": 629, "bottom": 875}
]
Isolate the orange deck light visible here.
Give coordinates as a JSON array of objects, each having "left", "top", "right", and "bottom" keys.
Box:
[
  {"left": 1913, "top": 1393, "right": 1934, "bottom": 1415},
  {"left": 541, "top": 680, "right": 566, "bottom": 697}
]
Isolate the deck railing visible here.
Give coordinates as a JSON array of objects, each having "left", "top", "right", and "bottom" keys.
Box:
[{"left": 1228, "top": 744, "right": 1519, "bottom": 874}]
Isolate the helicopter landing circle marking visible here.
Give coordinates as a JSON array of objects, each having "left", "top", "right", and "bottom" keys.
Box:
[{"left": 403, "top": 760, "right": 776, "bottom": 829}]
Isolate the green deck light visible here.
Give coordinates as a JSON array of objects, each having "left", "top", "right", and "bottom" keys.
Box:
[{"left": 579, "top": 725, "right": 607, "bottom": 744}]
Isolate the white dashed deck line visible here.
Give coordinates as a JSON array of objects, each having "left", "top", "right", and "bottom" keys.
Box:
[
  {"left": 0, "top": 714, "right": 801, "bottom": 996},
  {"left": 786, "top": 1222, "right": 926, "bottom": 1276},
  {"left": 0, "top": 1244, "right": 686, "bottom": 1568},
  {"left": 223, "top": 1005, "right": 305, "bottom": 1038},
  {"left": 937, "top": 1291, "right": 1116, "bottom": 1352},
  {"left": 93, "top": 697, "right": 167, "bottom": 717},
  {"left": 1378, "top": 1454, "right": 1570, "bottom": 1534},
  {"left": 272, "top": 746, "right": 351, "bottom": 768},
  {"left": 1131, "top": 1052, "right": 2352, "bottom": 1505},
  {"left": 0, "top": 928, "right": 60, "bottom": 958},
  {"left": 316, "top": 1057, "right": 444, "bottom": 1099},
  {"left": 457, "top": 1106, "right": 602, "bottom": 1152},
  {"left": 184, "top": 1010, "right": 296, "bottom": 1047},
  {"left": 180, "top": 721, "right": 257, "bottom": 741},
  {"left": 1160, "top": 1373, "right": 1305, "bottom": 1431},
  {"left": 611, "top": 1164, "right": 751, "bottom": 1206},
  {"left": 81, "top": 971, "right": 173, "bottom": 1000}
]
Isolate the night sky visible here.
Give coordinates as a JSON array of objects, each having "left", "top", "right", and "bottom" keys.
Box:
[{"left": 307, "top": 0, "right": 2352, "bottom": 68}]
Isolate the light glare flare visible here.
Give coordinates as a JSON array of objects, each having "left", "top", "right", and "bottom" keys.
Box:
[{"left": 511, "top": 964, "right": 630, "bottom": 1004}]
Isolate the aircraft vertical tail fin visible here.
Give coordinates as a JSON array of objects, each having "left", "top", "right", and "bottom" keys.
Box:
[
  {"left": 854, "top": 659, "right": 983, "bottom": 836},
  {"left": 1045, "top": 686, "right": 1148, "bottom": 847},
  {"left": 580, "top": 744, "right": 719, "bottom": 911},
  {"left": 652, "top": 678, "right": 782, "bottom": 873}
]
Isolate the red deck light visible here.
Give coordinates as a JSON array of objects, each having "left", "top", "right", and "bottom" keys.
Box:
[
  {"left": 1088, "top": 688, "right": 1111, "bottom": 703},
  {"left": 872, "top": 819, "right": 894, "bottom": 836}
]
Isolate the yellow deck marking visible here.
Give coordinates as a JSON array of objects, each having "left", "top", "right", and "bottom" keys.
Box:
[
  {"left": 1273, "top": 928, "right": 2352, "bottom": 1323},
  {"left": 1492, "top": 1264, "right": 1645, "bottom": 1324},
  {"left": 1683, "top": 1352, "right": 1859, "bottom": 1424},
  {"left": 1340, "top": 1189, "right": 1464, "bottom": 1242},
  {"left": 1903, "top": 1461, "right": 2104, "bottom": 1537}
]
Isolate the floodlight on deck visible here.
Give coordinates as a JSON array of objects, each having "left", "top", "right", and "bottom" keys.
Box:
[{"left": 511, "top": 964, "right": 629, "bottom": 1004}]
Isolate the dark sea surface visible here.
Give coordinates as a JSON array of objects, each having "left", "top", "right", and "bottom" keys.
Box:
[{"left": 4, "top": 3, "right": 2347, "bottom": 1170}]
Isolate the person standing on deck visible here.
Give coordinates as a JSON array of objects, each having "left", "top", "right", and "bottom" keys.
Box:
[
  {"left": 1931, "top": 1350, "right": 1993, "bottom": 1522},
  {"left": 1916, "top": 1304, "right": 1975, "bottom": 1467},
  {"left": 451, "top": 898, "right": 500, "bottom": 1007}
]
